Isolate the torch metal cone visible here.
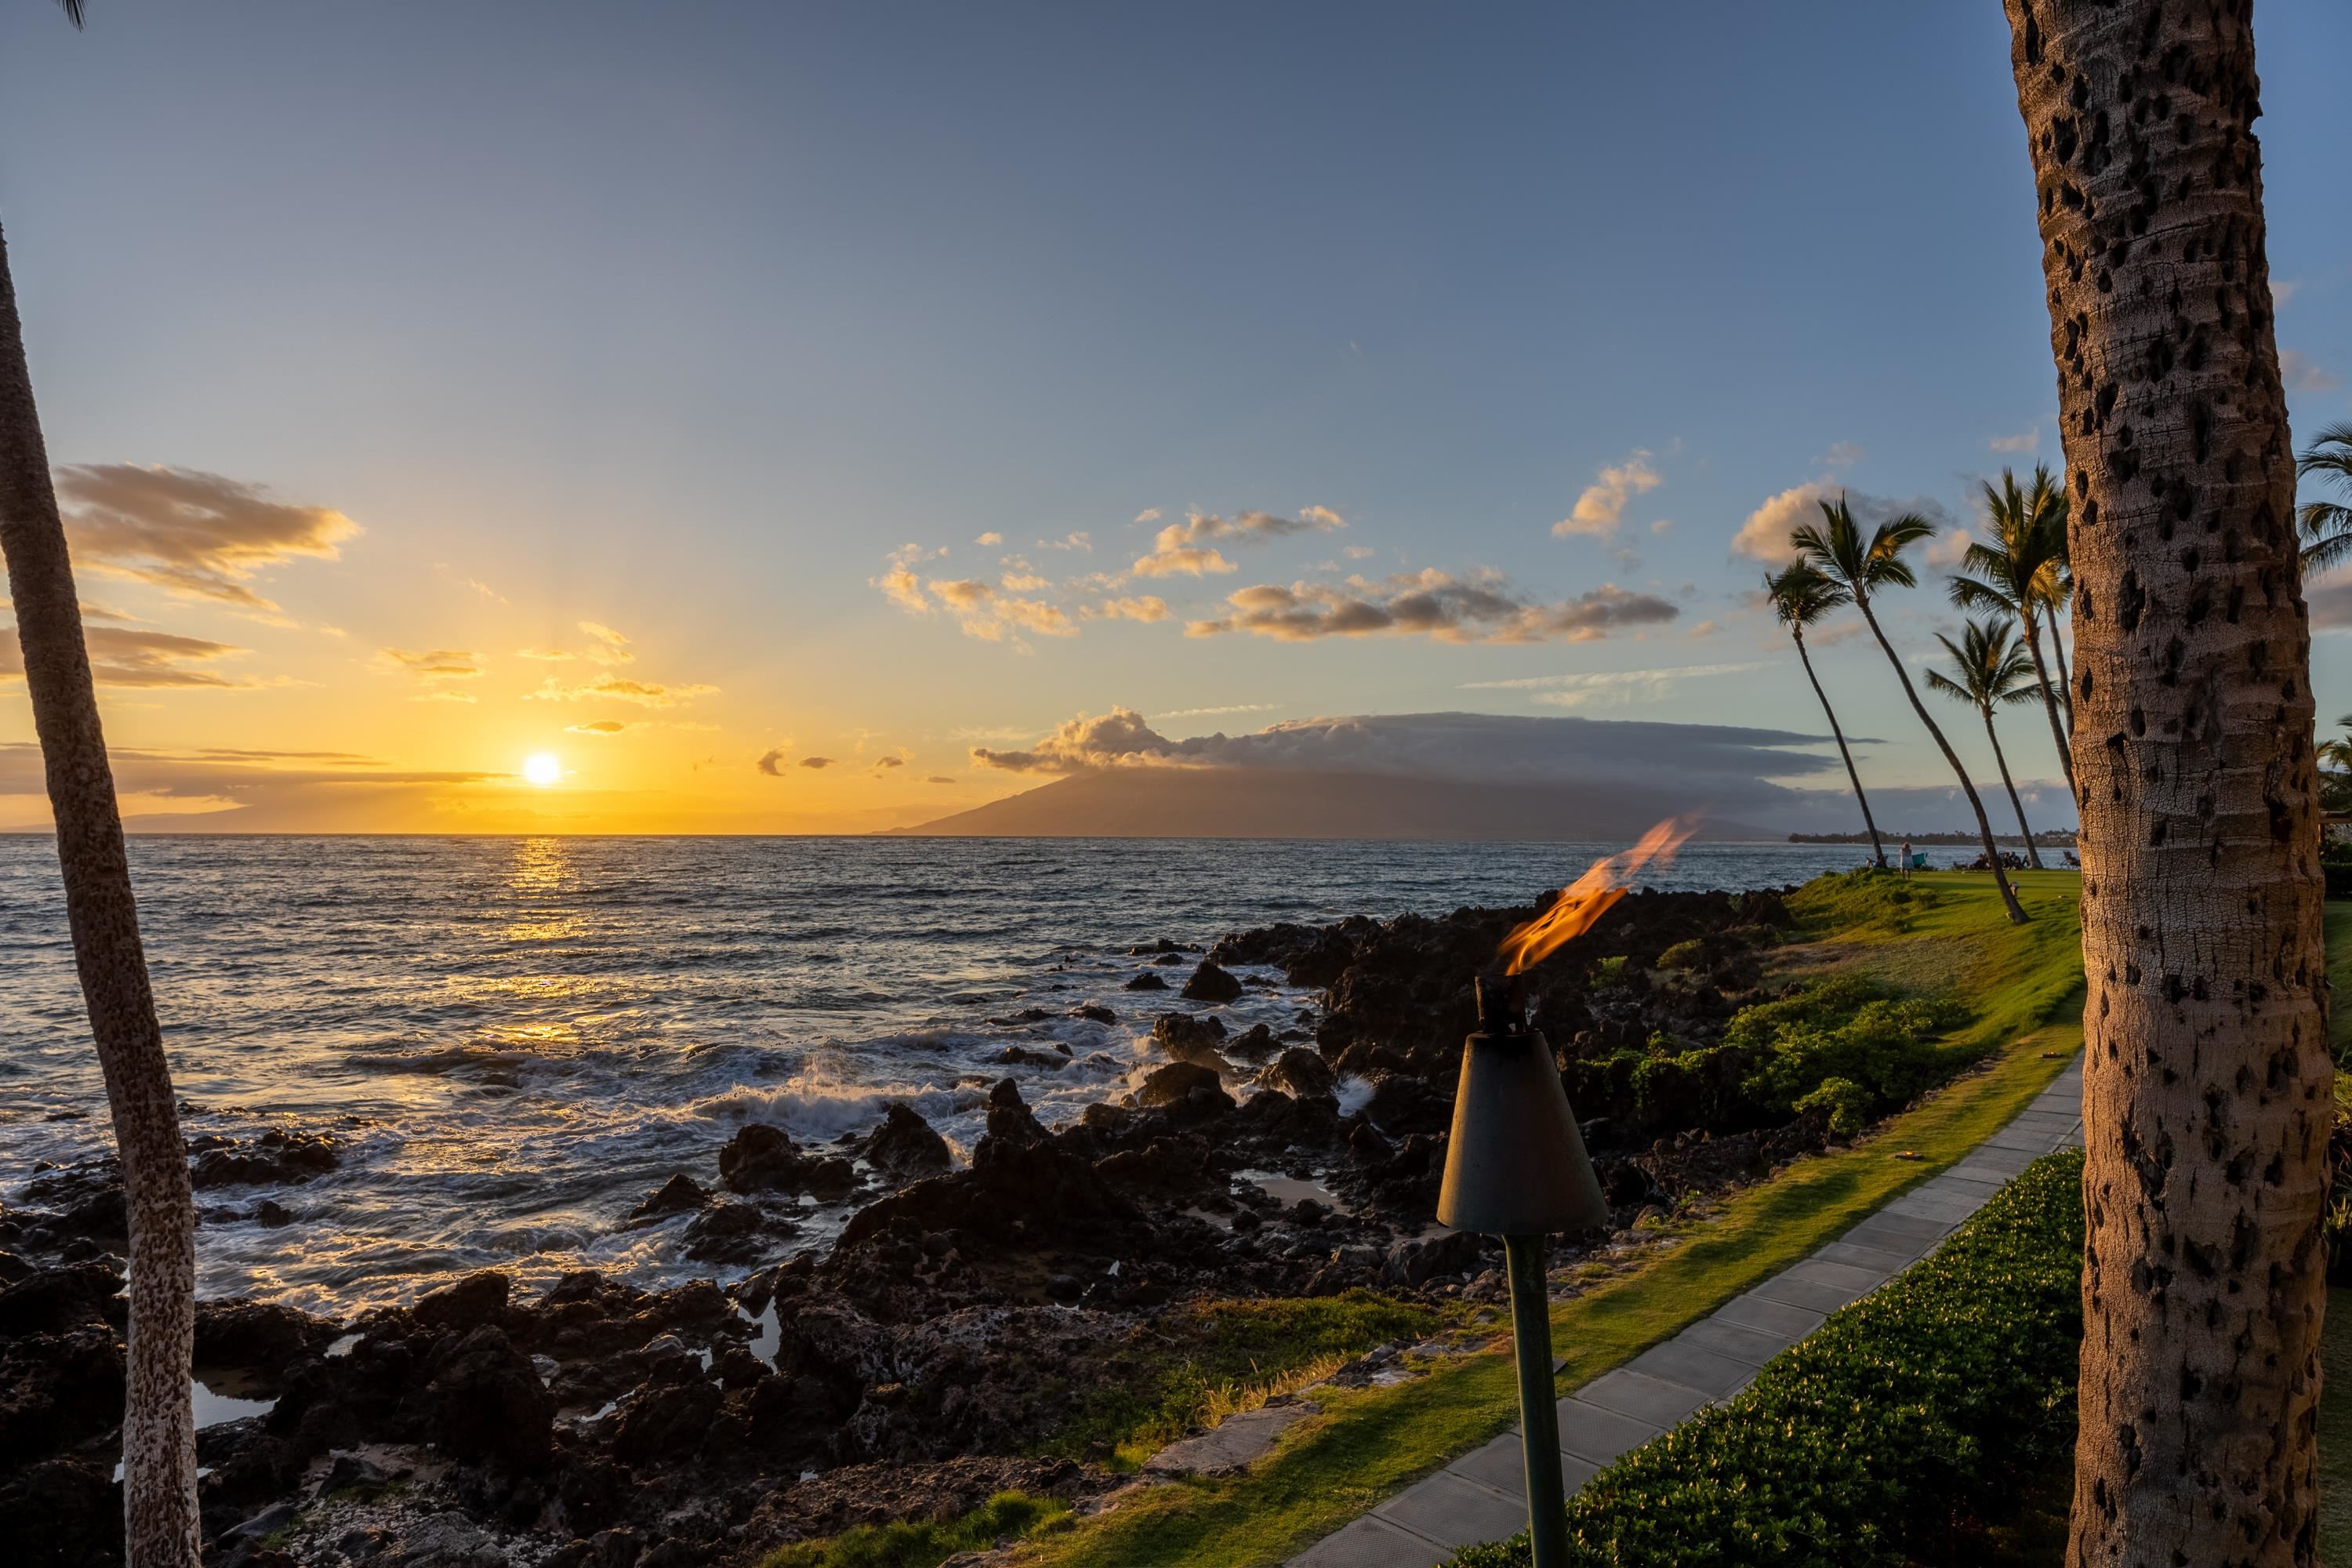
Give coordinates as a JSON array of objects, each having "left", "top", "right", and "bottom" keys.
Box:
[{"left": 1436, "top": 1022, "right": 1608, "bottom": 1237}]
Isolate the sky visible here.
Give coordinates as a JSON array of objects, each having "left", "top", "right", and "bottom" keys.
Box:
[{"left": 0, "top": 0, "right": 2347, "bottom": 834}]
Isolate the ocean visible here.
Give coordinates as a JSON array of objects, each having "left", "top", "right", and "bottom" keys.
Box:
[{"left": 0, "top": 835, "right": 1872, "bottom": 1313}]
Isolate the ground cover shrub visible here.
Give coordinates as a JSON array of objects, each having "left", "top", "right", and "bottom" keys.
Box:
[
  {"left": 761, "top": 1491, "right": 1070, "bottom": 1568},
  {"left": 1046, "top": 1290, "right": 1440, "bottom": 1468},
  {"left": 1449, "top": 1150, "right": 2085, "bottom": 1568},
  {"left": 1787, "top": 867, "right": 1937, "bottom": 938},
  {"left": 1727, "top": 976, "right": 1971, "bottom": 1121}
]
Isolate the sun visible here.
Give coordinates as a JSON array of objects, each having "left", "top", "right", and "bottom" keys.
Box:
[{"left": 522, "top": 753, "right": 563, "bottom": 787}]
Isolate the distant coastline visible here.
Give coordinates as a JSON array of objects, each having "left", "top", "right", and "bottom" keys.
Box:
[{"left": 1787, "top": 829, "right": 2078, "bottom": 847}]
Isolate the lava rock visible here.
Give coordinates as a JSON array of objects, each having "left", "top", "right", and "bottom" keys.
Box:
[
  {"left": 1261, "top": 1047, "right": 1336, "bottom": 1102},
  {"left": 194, "top": 1299, "right": 339, "bottom": 1390},
  {"left": 1122, "top": 972, "right": 1168, "bottom": 992},
  {"left": 683, "top": 1200, "right": 793, "bottom": 1265},
  {"left": 416, "top": 1324, "right": 554, "bottom": 1469},
  {"left": 412, "top": 1269, "right": 511, "bottom": 1334},
  {"left": 188, "top": 1130, "right": 341, "bottom": 1191},
  {"left": 866, "top": 1105, "right": 953, "bottom": 1183},
  {"left": 1136, "top": 1062, "right": 1222, "bottom": 1108},
  {"left": 630, "top": 1174, "right": 713, "bottom": 1220},
  {"left": 1180, "top": 960, "right": 1243, "bottom": 1004},
  {"left": 984, "top": 1080, "right": 1050, "bottom": 1147},
  {"left": 1067, "top": 1004, "right": 1117, "bottom": 1025},
  {"left": 719, "top": 1123, "right": 859, "bottom": 1200}
]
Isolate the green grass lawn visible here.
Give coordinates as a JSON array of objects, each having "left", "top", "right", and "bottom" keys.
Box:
[{"left": 1004, "top": 870, "right": 2091, "bottom": 1568}]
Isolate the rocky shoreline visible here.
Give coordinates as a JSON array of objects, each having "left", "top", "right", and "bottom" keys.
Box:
[{"left": 2, "top": 884, "right": 1833, "bottom": 1568}]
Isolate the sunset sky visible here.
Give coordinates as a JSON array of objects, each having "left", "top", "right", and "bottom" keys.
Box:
[{"left": 2, "top": 0, "right": 2348, "bottom": 833}]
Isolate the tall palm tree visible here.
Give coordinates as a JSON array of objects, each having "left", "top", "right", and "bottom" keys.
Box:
[
  {"left": 1791, "top": 497, "right": 2027, "bottom": 924},
  {"left": 2005, "top": 5, "right": 2325, "bottom": 1563},
  {"left": 1765, "top": 562, "right": 1886, "bottom": 868},
  {"left": 1950, "top": 466, "right": 2076, "bottom": 800},
  {"left": 2298, "top": 423, "right": 2352, "bottom": 576},
  {"left": 1925, "top": 615, "right": 2046, "bottom": 869},
  {"left": 0, "top": 5, "right": 198, "bottom": 1565}
]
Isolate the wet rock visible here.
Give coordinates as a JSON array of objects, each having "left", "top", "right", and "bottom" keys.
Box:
[
  {"left": 1137, "top": 1062, "right": 1221, "bottom": 1109},
  {"left": 413, "top": 1270, "right": 511, "bottom": 1334},
  {"left": 1128, "top": 938, "right": 1191, "bottom": 956},
  {"left": 682, "top": 1200, "right": 794, "bottom": 1265},
  {"left": 630, "top": 1174, "right": 711, "bottom": 1220},
  {"left": 254, "top": 1200, "right": 296, "bottom": 1229},
  {"left": 416, "top": 1324, "right": 554, "bottom": 1469},
  {"left": 188, "top": 1129, "right": 341, "bottom": 1191},
  {"left": 1226, "top": 1022, "right": 1279, "bottom": 1058},
  {"left": 837, "top": 1134, "right": 1142, "bottom": 1255},
  {"left": 612, "top": 1378, "right": 723, "bottom": 1468},
  {"left": 387, "top": 1510, "right": 506, "bottom": 1568},
  {"left": 0, "top": 1323, "right": 123, "bottom": 1468},
  {"left": 993, "top": 1046, "right": 1067, "bottom": 1069},
  {"left": 984, "top": 1081, "right": 1050, "bottom": 1148},
  {"left": 719, "top": 1124, "right": 859, "bottom": 1200},
  {"left": 1180, "top": 960, "right": 1243, "bottom": 1004},
  {"left": 1261, "top": 1047, "right": 1335, "bottom": 1102},
  {"left": 1122, "top": 972, "right": 1168, "bottom": 992},
  {"left": 195, "top": 1298, "right": 340, "bottom": 1390},
  {"left": 1150, "top": 1013, "right": 1227, "bottom": 1065},
  {"left": 1381, "top": 1231, "right": 1486, "bottom": 1289},
  {"left": 1068, "top": 1004, "right": 1117, "bottom": 1025},
  {"left": 866, "top": 1105, "right": 953, "bottom": 1183},
  {"left": 0, "top": 1260, "right": 120, "bottom": 1339},
  {"left": 1364, "top": 1075, "right": 1450, "bottom": 1138}
]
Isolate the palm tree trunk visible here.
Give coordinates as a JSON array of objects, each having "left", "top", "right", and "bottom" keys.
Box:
[
  {"left": 1791, "top": 630, "right": 1886, "bottom": 866},
  {"left": 2005, "top": 5, "right": 2327, "bottom": 1565},
  {"left": 1852, "top": 593, "right": 2028, "bottom": 923},
  {"left": 0, "top": 223, "right": 198, "bottom": 1566},
  {"left": 2013, "top": 602, "right": 2078, "bottom": 804},
  {"left": 1981, "top": 706, "right": 2044, "bottom": 869},
  {"left": 2040, "top": 600, "right": 2074, "bottom": 735}
]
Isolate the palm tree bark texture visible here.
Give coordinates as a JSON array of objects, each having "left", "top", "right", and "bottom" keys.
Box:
[
  {"left": 2003, "top": 4, "right": 2327, "bottom": 1565},
  {"left": 0, "top": 223, "right": 200, "bottom": 1564}
]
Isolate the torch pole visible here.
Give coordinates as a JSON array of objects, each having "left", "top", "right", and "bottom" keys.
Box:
[{"left": 1503, "top": 1231, "right": 1566, "bottom": 1568}]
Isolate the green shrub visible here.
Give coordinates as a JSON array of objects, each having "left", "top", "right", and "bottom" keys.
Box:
[
  {"left": 1655, "top": 938, "right": 1708, "bottom": 971},
  {"left": 1788, "top": 868, "right": 1934, "bottom": 937},
  {"left": 761, "top": 1491, "right": 1070, "bottom": 1568},
  {"left": 1447, "top": 1150, "right": 2085, "bottom": 1568},
  {"left": 1792, "top": 1075, "right": 1871, "bottom": 1137},
  {"left": 1728, "top": 977, "right": 1970, "bottom": 1123}
]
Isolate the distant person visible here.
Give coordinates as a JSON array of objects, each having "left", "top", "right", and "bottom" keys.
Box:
[{"left": 1900, "top": 838, "right": 1912, "bottom": 878}]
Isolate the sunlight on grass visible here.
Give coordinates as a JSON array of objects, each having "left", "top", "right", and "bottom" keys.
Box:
[{"left": 1011, "top": 872, "right": 2089, "bottom": 1568}]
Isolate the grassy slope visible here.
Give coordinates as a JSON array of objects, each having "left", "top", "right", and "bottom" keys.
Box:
[{"left": 1010, "top": 871, "right": 2089, "bottom": 1568}]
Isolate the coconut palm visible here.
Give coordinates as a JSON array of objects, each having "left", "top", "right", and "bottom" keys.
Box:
[
  {"left": 0, "top": 5, "right": 198, "bottom": 1565},
  {"left": 2299, "top": 422, "right": 2352, "bottom": 576},
  {"left": 2005, "top": 4, "right": 2325, "bottom": 1560},
  {"left": 1925, "top": 615, "right": 2046, "bottom": 869},
  {"left": 1791, "top": 497, "right": 2027, "bottom": 924},
  {"left": 1765, "top": 563, "right": 1886, "bottom": 868},
  {"left": 1949, "top": 466, "right": 2075, "bottom": 798}
]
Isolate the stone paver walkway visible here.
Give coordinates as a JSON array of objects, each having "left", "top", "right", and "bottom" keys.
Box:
[{"left": 1290, "top": 1057, "right": 2085, "bottom": 1566}]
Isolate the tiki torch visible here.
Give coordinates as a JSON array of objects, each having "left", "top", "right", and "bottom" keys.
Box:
[{"left": 1437, "top": 971, "right": 1609, "bottom": 1568}]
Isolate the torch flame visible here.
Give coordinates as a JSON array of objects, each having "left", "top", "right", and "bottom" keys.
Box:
[{"left": 1493, "top": 816, "right": 1700, "bottom": 977}]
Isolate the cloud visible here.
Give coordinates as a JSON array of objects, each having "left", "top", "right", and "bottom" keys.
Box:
[
  {"left": 3, "top": 625, "right": 256, "bottom": 688},
  {"left": 1650, "top": 519, "right": 1675, "bottom": 537},
  {"left": 1820, "top": 442, "right": 1864, "bottom": 470},
  {"left": 376, "top": 647, "right": 482, "bottom": 681},
  {"left": 578, "top": 622, "right": 634, "bottom": 664},
  {"left": 1160, "top": 702, "right": 1279, "bottom": 718},
  {"left": 1094, "top": 596, "right": 1169, "bottom": 622},
  {"left": 1987, "top": 428, "right": 2040, "bottom": 454},
  {"left": 2282, "top": 350, "right": 2343, "bottom": 393},
  {"left": 799, "top": 756, "right": 835, "bottom": 769},
  {"left": 1000, "top": 570, "right": 1052, "bottom": 591},
  {"left": 756, "top": 748, "right": 789, "bottom": 775},
  {"left": 1922, "top": 528, "right": 1973, "bottom": 568},
  {"left": 1134, "top": 509, "right": 1163, "bottom": 524},
  {"left": 53, "top": 464, "right": 358, "bottom": 611},
  {"left": 874, "top": 755, "right": 906, "bottom": 770},
  {"left": 926, "top": 775, "right": 955, "bottom": 784},
  {"left": 975, "top": 531, "right": 1004, "bottom": 546},
  {"left": 1460, "top": 661, "right": 1762, "bottom": 710},
  {"left": 1687, "top": 619, "right": 1722, "bottom": 639},
  {"left": 1131, "top": 509, "right": 1343, "bottom": 577},
  {"left": 1555, "top": 451, "right": 1662, "bottom": 539},
  {"left": 1732, "top": 482, "right": 1957, "bottom": 565},
  {"left": 0, "top": 742, "right": 501, "bottom": 829},
  {"left": 525, "top": 673, "right": 717, "bottom": 707},
  {"left": 1187, "top": 569, "right": 1678, "bottom": 644},
  {"left": 569, "top": 720, "right": 629, "bottom": 735},
  {"left": 2309, "top": 582, "right": 2352, "bottom": 631},
  {"left": 1044, "top": 532, "right": 1092, "bottom": 551},
  {"left": 971, "top": 706, "right": 1853, "bottom": 791},
  {"left": 875, "top": 543, "right": 946, "bottom": 614}
]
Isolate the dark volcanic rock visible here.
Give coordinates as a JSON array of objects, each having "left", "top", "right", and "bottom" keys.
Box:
[
  {"left": 866, "top": 1105, "right": 953, "bottom": 1183},
  {"left": 837, "top": 1134, "right": 1143, "bottom": 1256},
  {"left": 720, "top": 1124, "right": 859, "bottom": 1200},
  {"left": 1136, "top": 1062, "right": 1222, "bottom": 1109},
  {"left": 993, "top": 1045, "right": 1068, "bottom": 1069},
  {"left": 984, "top": 1080, "right": 1050, "bottom": 1148},
  {"left": 413, "top": 1269, "right": 511, "bottom": 1334},
  {"left": 683, "top": 1200, "right": 795, "bottom": 1265},
  {"left": 1068, "top": 1004, "right": 1117, "bottom": 1025},
  {"left": 1122, "top": 971, "right": 1168, "bottom": 992},
  {"left": 187, "top": 1129, "right": 341, "bottom": 1190},
  {"left": 0, "top": 1456, "right": 119, "bottom": 1568},
  {"left": 416, "top": 1324, "right": 554, "bottom": 1468},
  {"left": 1261, "top": 1047, "right": 1336, "bottom": 1102},
  {"left": 194, "top": 1298, "right": 339, "bottom": 1390},
  {"left": 1151, "top": 1013, "right": 1228, "bottom": 1066},
  {"left": 0, "top": 1323, "right": 123, "bottom": 1468},
  {"left": 1180, "top": 960, "right": 1243, "bottom": 1004},
  {"left": 630, "top": 1174, "right": 712, "bottom": 1220}
]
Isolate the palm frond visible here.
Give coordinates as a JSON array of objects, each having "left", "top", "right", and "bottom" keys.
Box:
[
  {"left": 55, "top": 0, "right": 85, "bottom": 27},
  {"left": 1923, "top": 668, "right": 1973, "bottom": 703}
]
